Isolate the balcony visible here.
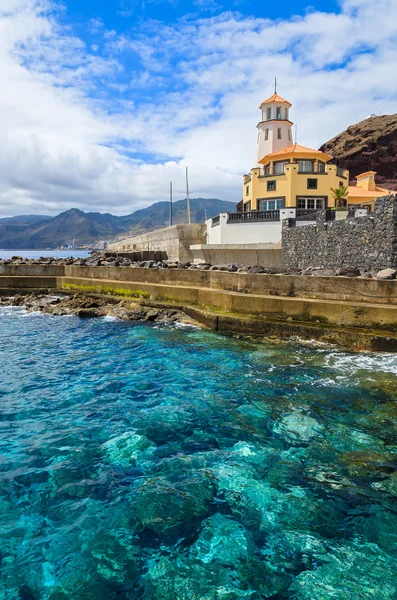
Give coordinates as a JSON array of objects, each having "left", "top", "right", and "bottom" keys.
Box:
[{"left": 227, "top": 210, "right": 280, "bottom": 223}]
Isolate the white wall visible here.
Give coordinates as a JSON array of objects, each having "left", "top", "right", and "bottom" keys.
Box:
[{"left": 206, "top": 212, "right": 295, "bottom": 245}]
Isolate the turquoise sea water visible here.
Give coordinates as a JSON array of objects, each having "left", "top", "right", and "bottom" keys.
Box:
[{"left": 0, "top": 307, "right": 396, "bottom": 599}]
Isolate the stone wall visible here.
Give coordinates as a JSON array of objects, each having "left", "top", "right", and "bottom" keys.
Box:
[
  {"left": 109, "top": 224, "right": 206, "bottom": 263},
  {"left": 282, "top": 195, "right": 397, "bottom": 271}
]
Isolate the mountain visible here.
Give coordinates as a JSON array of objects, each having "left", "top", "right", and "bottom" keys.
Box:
[
  {"left": 0, "top": 198, "right": 235, "bottom": 249},
  {"left": 0, "top": 215, "right": 52, "bottom": 225},
  {"left": 122, "top": 198, "right": 236, "bottom": 237},
  {"left": 320, "top": 114, "right": 397, "bottom": 188}
]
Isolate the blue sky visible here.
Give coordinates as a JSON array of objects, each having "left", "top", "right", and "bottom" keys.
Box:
[{"left": 0, "top": 0, "right": 396, "bottom": 216}]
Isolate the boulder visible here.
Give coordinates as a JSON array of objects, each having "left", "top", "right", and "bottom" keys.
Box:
[
  {"left": 247, "top": 266, "right": 265, "bottom": 274},
  {"left": 190, "top": 513, "right": 250, "bottom": 565},
  {"left": 267, "top": 267, "right": 288, "bottom": 274},
  {"left": 337, "top": 267, "right": 361, "bottom": 277},
  {"left": 312, "top": 269, "right": 336, "bottom": 277},
  {"left": 376, "top": 268, "right": 397, "bottom": 280}
]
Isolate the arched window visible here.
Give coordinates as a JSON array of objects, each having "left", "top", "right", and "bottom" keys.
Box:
[{"left": 265, "top": 129, "right": 269, "bottom": 140}]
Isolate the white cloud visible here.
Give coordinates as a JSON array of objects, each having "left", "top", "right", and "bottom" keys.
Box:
[{"left": 0, "top": 0, "right": 396, "bottom": 217}]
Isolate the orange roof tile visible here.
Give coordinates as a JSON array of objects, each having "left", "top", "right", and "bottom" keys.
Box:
[
  {"left": 259, "top": 143, "right": 333, "bottom": 164},
  {"left": 260, "top": 94, "right": 292, "bottom": 108},
  {"left": 347, "top": 185, "right": 390, "bottom": 198}
]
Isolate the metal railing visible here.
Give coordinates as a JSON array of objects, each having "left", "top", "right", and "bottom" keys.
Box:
[
  {"left": 227, "top": 210, "right": 280, "bottom": 223},
  {"left": 296, "top": 208, "right": 320, "bottom": 219},
  {"left": 337, "top": 167, "right": 346, "bottom": 177},
  {"left": 295, "top": 208, "right": 337, "bottom": 222}
]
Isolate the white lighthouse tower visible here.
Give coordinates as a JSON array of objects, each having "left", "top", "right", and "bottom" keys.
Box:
[{"left": 255, "top": 87, "right": 293, "bottom": 166}]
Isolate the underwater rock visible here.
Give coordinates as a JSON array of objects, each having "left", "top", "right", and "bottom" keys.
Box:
[
  {"left": 190, "top": 513, "right": 250, "bottom": 565},
  {"left": 263, "top": 529, "right": 328, "bottom": 572},
  {"left": 132, "top": 473, "right": 214, "bottom": 534},
  {"left": 102, "top": 431, "right": 155, "bottom": 468},
  {"left": 371, "top": 472, "right": 397, "bottom": 497},
  {"left": 353, "top": 506, "right": 397, "bottom": 557},
  {"left": 325, "top": 424, "right": 385, "bottom": 454},
  {"left": 214, "top": 464, "right": 322, "bottom": 535},
  {"left": 145, "top": 555, "right": 255, "bottom": 600},
  {"left": 273, "top": 410, "right": 324, "bottom": 444},
  {"left": 290, "top": 541, "right": 397, "bottom": 599}
]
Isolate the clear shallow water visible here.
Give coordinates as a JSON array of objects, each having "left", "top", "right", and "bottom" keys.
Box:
[
  {"left": 0, "top": 308, "right": 396, "bottom": 599},
  {"left": 0, "top": 250, "right": 90, "bottom": 259}
]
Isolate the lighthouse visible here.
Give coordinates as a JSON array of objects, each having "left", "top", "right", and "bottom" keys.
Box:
[{"left": 255, "top": 93, "right": 293, "bottom": 166}]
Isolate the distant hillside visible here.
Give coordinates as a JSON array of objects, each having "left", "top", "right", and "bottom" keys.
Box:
[
  {"left": 0, "top": 198, "right": 235, "bottom": 249},
  {"left": 320, "top": 114, "right": 397, "bottom": 187},
  {"left": 124, "top": 198, "right": 235, "bottom": 237},
  {"left": 0, "top": 215, "right": 52, "bottom": 225}
]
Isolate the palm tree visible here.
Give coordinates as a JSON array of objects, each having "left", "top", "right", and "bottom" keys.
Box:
[{"left": 330, "top": 185, "right": 349, "bottom": 208}]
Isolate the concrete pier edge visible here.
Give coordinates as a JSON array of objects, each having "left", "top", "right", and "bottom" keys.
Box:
[{"left": 1, "top": 264, "right": 397, "bottom": 351}]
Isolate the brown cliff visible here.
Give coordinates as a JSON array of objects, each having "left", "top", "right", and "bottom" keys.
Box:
[{"left": 320, "top": 114, "right": 397, "bottom": 189}]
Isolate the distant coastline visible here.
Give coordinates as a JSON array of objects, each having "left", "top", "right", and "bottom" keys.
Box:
[{"left": 0, "top": 250, "right": 90, "bottom": 260}]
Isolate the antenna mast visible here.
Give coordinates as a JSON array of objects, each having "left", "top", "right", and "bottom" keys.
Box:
[
  {"left": 274, "top": 77, "right": 277, "bottom": 94},
  {"left": 169, "top": 182, "right": 173, "bottom": 227},
  {"left": 186, "top": 167, "right": 191, "bottom": 224}
]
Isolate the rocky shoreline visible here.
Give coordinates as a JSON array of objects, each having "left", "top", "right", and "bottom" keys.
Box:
[
  {"left": 0, "top": 292, "right": 199, "bottom": 326},
  {"left": 2, "top": 252, "right": 397, "bottom": 279}
]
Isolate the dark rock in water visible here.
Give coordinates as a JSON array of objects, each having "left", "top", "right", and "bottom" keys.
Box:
[
  {"left": 132, "top": 474, "right": 214, "bottom": 534},
  {"left": 75, "top": 308, "right": 101, "bottom": 318},
  {"left": 144, "top": 310, "right": 159, "bottom": 321}
]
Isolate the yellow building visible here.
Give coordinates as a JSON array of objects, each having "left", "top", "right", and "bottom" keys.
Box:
[
  {"left": 241, "top": 93, "right": 387, "bottom": 213},
  {"left": 347, "top": 171, "right": 389, "bottom": 207}
]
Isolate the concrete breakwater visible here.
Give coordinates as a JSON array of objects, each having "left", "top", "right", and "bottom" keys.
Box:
[{"left": 1, "top": 263, "right": 397, "bottom": 351}]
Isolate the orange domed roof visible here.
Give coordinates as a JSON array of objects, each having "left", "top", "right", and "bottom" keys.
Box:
[{"left": 259, "top": 94, "right": 292, "bottom": 108}]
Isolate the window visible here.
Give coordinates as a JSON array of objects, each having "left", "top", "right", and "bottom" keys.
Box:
[
  {"left": 265, "top": 128, "right": 269, "bottom": 141},
  {"left": 298, "top": 160, "right": 314, "bottom": 173},
  {"left": 288, "top": 129, "right": 291, "bottom": 141},
  {"left": 297, "top": 197, "right": 325, "bottom": 210},
  {"left": 258, "top": 199, "right": 284, "bottom": 210},
  {"left": 307, "top": 178, "right": 318, "bottom": 189},
  {"left": 318, "top": 161, "right": 325, "bottom": 173},
  {"left": 264, "top": 163, "right": 271, "bottom": 175},
  {"left": 274, "top": 161, "right": 288, "bottom": 174},
  {"left": 285, "top": 108, "right": 289, "bottom": 120},
  {"left": 276, "top": 107, "right": 281, "bottom": 119},
  {"left": 244, "top": 201, "right": 251, "bottom": 212},
  {"left": 339, "top": 181, "right": 344, "bottom": 188},
  {"left": 267, "top": 180, "right": 276, "bottom": 191},
  {"left": 246, "top": 185, "right": 249, "bottom": 196},
  {"left": 277, "top": 128, "right": 282, "bottom": 139},
  {"left": 267, "top": 107, "right": 272, "bottom": 120}
]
